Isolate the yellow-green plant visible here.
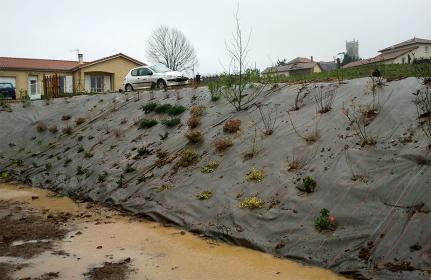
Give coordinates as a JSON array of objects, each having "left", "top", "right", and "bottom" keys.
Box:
[
  {"left": 247, "top": 168, "right": 264, "bottom": 182},
  {"left": 196, "top": 191, "right": 213, "bottom": 200},
  {"left": 240, "top": 196, "right": 264, "bottom": 209},
  {"left": 201, "top": 161, "right": 219, "bottom": 173}
]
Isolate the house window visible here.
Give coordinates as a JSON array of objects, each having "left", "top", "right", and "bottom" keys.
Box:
[
  {"left": 402, "top": 57, "right": 405, "bottom": 64},
  {"left": 425, "top": 46, "right": 429, "bottom": 53},
  {"left": 90, "top": 76, "right": 103, "bottom": 93}
]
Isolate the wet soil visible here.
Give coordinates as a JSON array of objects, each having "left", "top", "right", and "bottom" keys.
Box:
[{"left": 0, "top": 182, "right": 346, "bottom": 280}]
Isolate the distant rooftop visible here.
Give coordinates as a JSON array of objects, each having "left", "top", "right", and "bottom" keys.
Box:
[{"left": 379, "top": 37, "right": 431, "bottom": 53}]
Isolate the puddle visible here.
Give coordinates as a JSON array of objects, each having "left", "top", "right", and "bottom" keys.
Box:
[{"left": 0, "top": 183, "right": 346, "bottom": 280}]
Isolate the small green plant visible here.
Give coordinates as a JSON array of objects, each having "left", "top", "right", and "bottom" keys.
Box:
[
  {"left": 36, "top": 121, "right": 47, "bottom": 132},
  {"left": 196, "top": 191, "right": 213, "bottom": 200},
  {"left": 240, "top": 196, "right": 265, "bottom": 209},
  {"left": 161, "top": 118, "right": 181, "bottom": 128},
  {"left": 77, "top": 146, "right": 84, "bottom": 153},
  {"left": 124, "top": 163, "right": 136, "bottom": 173},
  {"left": 76, "top": 166, "right": 89, "bottom": 176},
  {"left": 154, "top": 103, "right": 173, "bottom": 114},
  {"left": 1, "top": 171, "right": 9, "bottom": 179},
  {"left": 84, "top": 151, "right": 94, "bottom": 159},
  {"left": 201, "top": 161, "right": 219, "bottom": 173},
  {"left": 314, "top": 208, "right": 336, "bottom": 231},
  {"left": 61, "top": 115, "right": 71, "bottom": 121},
  {"left": 98, "top": 171, "right": 108, "bottom": 183},
  {"left": 137, "top": 146, "right": 151, "bottom": 156},
  {"left": 138, "top": 119, "right": 158, "bottom": 129},
  {"left": 185, "top": 129, "right": 203, "bottom": 143},
  {"left": 159, "top": 132, "right": 169, "bottom": 140},
  {"left": 142, "top": 102, "right": 159, "bottom": 113},
  {"left": 178, "top": 148, "right": 198, "bottom": 167},
  {"left": 297, "top": 176, "right": 317, "bottom": 193},
  {"left": 247, "top": 168, "right": 264, "bottom": 182},
  {"left": 223, "top": 119, "right": 241, "bottom": 133},
  {"left": 117, "top": 174, "right": 125, "bottom": 187},
  {"left": 168, "top": 104, "right": 187, "bottom": 116}
]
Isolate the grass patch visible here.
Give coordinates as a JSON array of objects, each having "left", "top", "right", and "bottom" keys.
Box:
[
  {"left": 185, "top": 129, "right": 203, "bottom": 143},
  {"left": 142, "top": 102, "right": 159, "bottom": 113},
  {"left": 161, "top": 118, "right": 181, "bottom": 128},
  {"left": 178, "top": 148, "right": 198, "bottom": 167},
  {"left": 138, "top": 119, "right": 158, "bottom": 129}
]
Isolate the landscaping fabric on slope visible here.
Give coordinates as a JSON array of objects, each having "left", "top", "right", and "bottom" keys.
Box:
[{"left": 0, "top": 79, "right": 430, "bottom": 280}]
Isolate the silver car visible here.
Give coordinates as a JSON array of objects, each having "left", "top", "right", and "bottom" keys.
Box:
[{"left": 123, "top": 64, "right": 188, "bottom": 91}]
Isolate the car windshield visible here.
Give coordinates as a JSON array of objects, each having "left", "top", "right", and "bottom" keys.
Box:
[
  {"left": 0, "top": 83, "right": 13, "bottom": 89},
  {"left": 149, "top": 65, "right": 171, "bottom": 73}
]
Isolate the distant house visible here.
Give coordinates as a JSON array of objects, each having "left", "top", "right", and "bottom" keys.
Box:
[
  {"left": 262, "top": 57, "right": 322, "bottom": 77},
  {"left": 0, "top": 53, "right": 145, "bottom": 99},
  {"left": 344, "top": 37, "right": 431, "bottom": 68}
]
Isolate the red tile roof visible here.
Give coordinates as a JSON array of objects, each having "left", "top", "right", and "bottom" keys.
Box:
[
  {"left": 343, "top": 46, "right": 418, "bottom": 68},
  {"left": 0, "top": 57, "right": 79, "bottom": 71},
  {"left": 379, "top": 37, "right": 431, "bottom": 53},
  {"left": 0, "top": 53, "right": 145, "bottom": 71}
]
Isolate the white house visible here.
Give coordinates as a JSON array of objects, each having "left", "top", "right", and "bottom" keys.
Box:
[{"left": 344, "top": 37, "right": 431, "bottom": 68}]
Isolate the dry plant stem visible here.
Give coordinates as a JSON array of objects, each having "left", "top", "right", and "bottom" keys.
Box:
[
  {"left": 414, "top": 85, "right": 431, "bottom": 145},
  {"left": 290, "top": 83, "right": 310, "bottom": 111},
  {"left": 254, "top": 103, "right": 280, "bottom": 135},
  {"left": 313, "top": 86, "right": 336, "bottom": 113},
  {"left": 342, "top": 102, "right": 376, "bottom": 146},
  {"left": 287, "top": 111, "right": 320, "bottom": 143}
]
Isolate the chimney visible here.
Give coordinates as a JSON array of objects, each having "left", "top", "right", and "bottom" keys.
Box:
[
  {"left": 78, "top": 53, "right": 84, "bottom": 64},
  {"left": 311, "top": 56, "right": 314, "bottom": 62}
]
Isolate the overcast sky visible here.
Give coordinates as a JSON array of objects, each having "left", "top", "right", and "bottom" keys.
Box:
[{"left": 2, "top": 0, "right": 431, "bottom": 74}]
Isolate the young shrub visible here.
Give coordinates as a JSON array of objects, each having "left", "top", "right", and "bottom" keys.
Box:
[
  {"left": 168, "top": 104, "right": 187, "bottom": 116},
  {"left": 159, "top": 131, "right": 169, "bottom": 140},
  {"left": 77, "top": 146, "right": 84, "bottom": 153},
  {"left": 137, "top": 146, "right": 151, "bottom": 157},
  {"left": 116, "top": 174, "right": 124, "bottom": 188},
  {"left": 154, "top": 103, "right": 172, "bottom": 114},
  {"left": 84, "top": 151, "right": 94, "bottom": 159},
  {"left": 196, "top": 191, "right": 213, "bottom": 200},
  {"left": 314, "top": 208, "right": 336, "bottom": 231},
  {"left": 246, "top": 168, "right": 264, "bottom": 182},
  {"left": 142, "top": 102, "right": 159, "bottom": 113},
  {"left": 75, "top": 117, "right": 86, "bottom": 125},
  {"left": 45, "top": 163, "right": 52, "bottom": 171},
  {"left": 62, "top": 126, "right": 73, "bottom": 135},
  {"left": 48, "top": 125, "right": 58, "bottom": 133},
  {"left": 124, "top": 163, "right": 135, "bottom": 173},
  {"left": 342, "top": 101, "right": 377, "bottom": 146},
  {"left": 76, "top": 166, "right": 89, "bottom": 176},
  {"left": 254, "top": 103, "right": 280, "bottom": 135},
  {"left": 297, "top": 176, "right": 317, "bottom": 193},
  {"left": 97, "top": 171, "right": 108, "bottom": 183},
  {"left": 156, "top": 184, "right": 175, "bottom": 192},
  {"left": 178, "top": 148, "right": 198, "bottom": 167},
  {"left": 138, "top": 119, "right": 158, "bottom": 129},
  {"left": 223, "top": 119, "right": 241, "bottom": 133},
  {"left": 201, "top": 161, "right": 219, "bottom": 173},
  {"left": 61, "top": 115, "right": 71, "bottom": 121},
  {"left": 185, "top": 129, "right": 203, "bottom": 143},
  {"left": 214, "top": 137, "right": 233, "bottom": 152},
  {"left": 414, "top": 85, "right": 431, "bottom": 147},
  {"left": 187, "top": 116, "right": 201, "bottom": 129},
  {"left": 208, "top": 80, "right": 222, "bottom": 101},
  {"left": 190, "top": 105, "right": 206, "bottom": 117},
  {"left": 36, "top": 121, "right": 47, "bottom": 132},
  {"left": 161, "top": 118, "right": 181, "bottom": 128},
  {"left": 240, "top": 196, "right": 265, "bottom": 209},
  {"left": 313, "top": 85, "right": 336, "bottom": 114}
]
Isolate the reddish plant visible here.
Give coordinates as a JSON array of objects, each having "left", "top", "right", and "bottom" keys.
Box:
[
  {"left": 187, "top": 116, "right": 201, "bottom": 128},
  {"left": 214, "top": 137, "right": 233, "bottom": 152},
  {"left": 223, "top": 119, "right": 241, "bottom": 133}
]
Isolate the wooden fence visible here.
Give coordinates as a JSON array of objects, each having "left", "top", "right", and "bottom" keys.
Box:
[{"left": 42, "top": 74, "right": 61, "bottom": 98}]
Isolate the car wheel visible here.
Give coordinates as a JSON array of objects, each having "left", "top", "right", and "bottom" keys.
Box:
[
  {"left": 157, "top": 79, "right": 167, "bottom": 89},
  {"left": 125, "top": 84, "right": 134, "bottom": 92}
]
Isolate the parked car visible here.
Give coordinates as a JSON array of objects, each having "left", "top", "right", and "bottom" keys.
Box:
[
  {"left": 123, "top": 64, "right": 188, "bottom": 91},
  {"left": 0, "top": 83, "right": 16, "bottom": 99}
]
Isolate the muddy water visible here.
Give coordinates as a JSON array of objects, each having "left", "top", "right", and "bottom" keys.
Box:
[{"left": 0, "top": 183, "right": 346, "bottom": 280}]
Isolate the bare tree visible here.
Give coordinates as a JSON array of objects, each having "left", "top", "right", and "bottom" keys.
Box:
[
  {"left": 222, "top": 9, "right": 264, "bottom": 111},
  {"left": 146, "top": 25, "right": 198, "bottom": 71}
]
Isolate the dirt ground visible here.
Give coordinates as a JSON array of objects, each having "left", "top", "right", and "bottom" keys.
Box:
[{"left": 0, "top": 182, "right": 345, "bottom": 280}]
